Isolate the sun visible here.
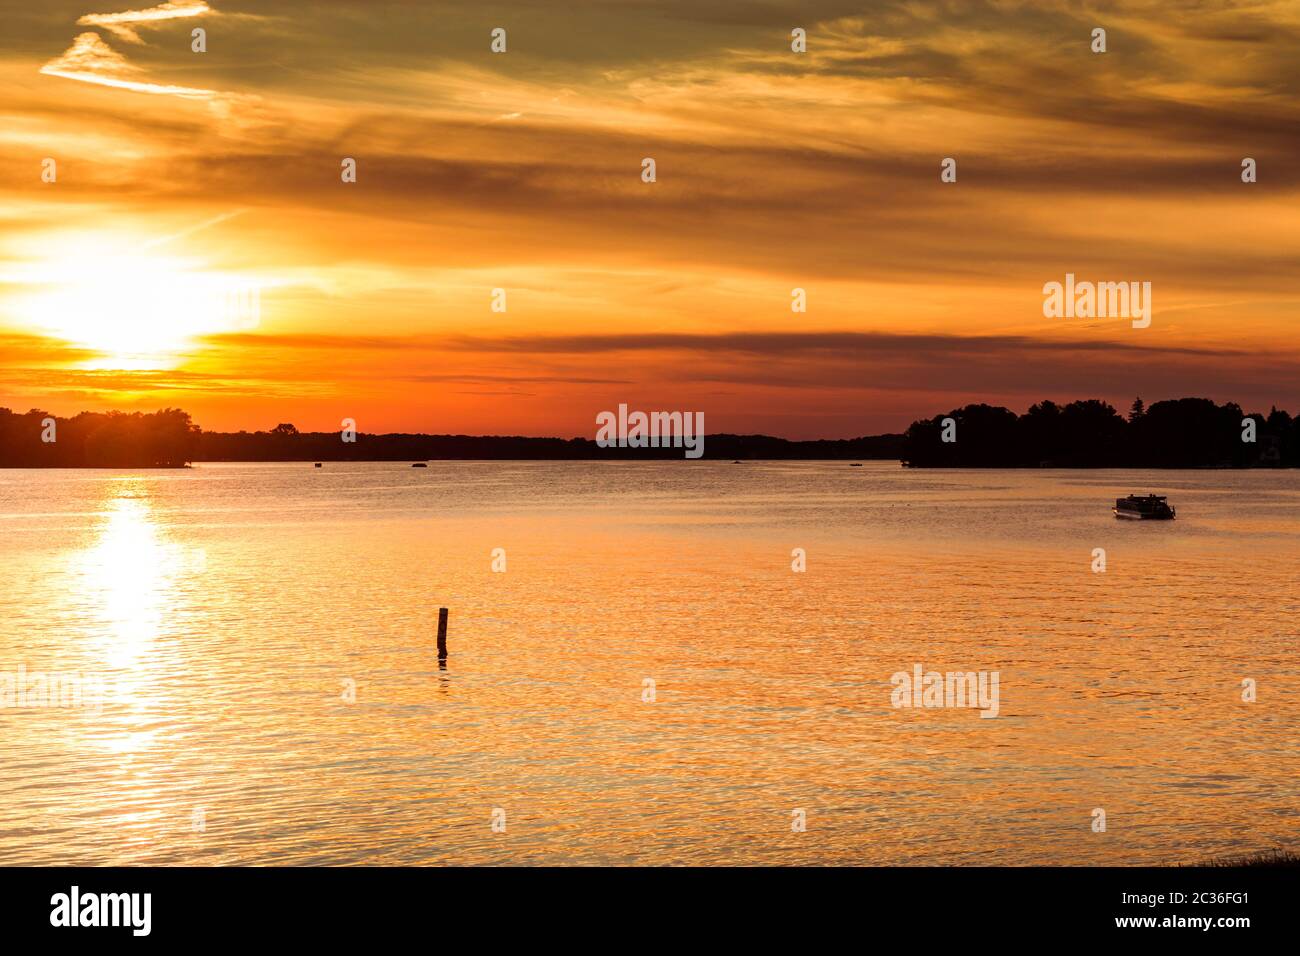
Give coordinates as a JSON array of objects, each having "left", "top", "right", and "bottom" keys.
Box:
[{"left": 14, "top": 235, "right": 261, "bottom": 367}]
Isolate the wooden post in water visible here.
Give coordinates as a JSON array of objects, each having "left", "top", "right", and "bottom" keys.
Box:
[{"left": 437, "top": 607, "right": 449, "bottom": 660}]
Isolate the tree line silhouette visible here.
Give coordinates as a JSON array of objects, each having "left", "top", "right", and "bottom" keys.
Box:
[
  {"left": 2, "top": 397, "right": 1296, "bottom": 467},
  {"left": 0, "top": 409, "right": 901, "bottom": 465},
  {"left": 0, "top": 408, "right": 198, "bottom": 468},
  {"left": 901, "top": 397, "right": 1300, "bottom": 467},
  {"left": 197, "top": 424, "right": 904, "bottom": 462}
]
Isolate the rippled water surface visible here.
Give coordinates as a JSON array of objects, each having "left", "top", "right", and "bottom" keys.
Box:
[{"left": 0, "top": 462, "right": 1296, "bottom": 864}]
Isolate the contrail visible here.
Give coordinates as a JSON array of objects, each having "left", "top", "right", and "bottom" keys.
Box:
[{"left": 139, "top": 209, "right": 246, "bottom": 250}]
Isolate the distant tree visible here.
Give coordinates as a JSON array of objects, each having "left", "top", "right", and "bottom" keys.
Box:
[
  {"left": 1058, "top": 400, "right": 1127, "bottom": 466},
  {"left": 1266, "top": 406, "right": 1292, "bottom": 431},
  {"left": 899, "top": 396, "right": 1300, "bottom": 469},
  {"left": 1019, "top": 401, "right": 1065, "bottom": 464},
  {"left": 270, "top": 423, "right": 299, "bottom": 437},
  {"left": 79, "top": 408, "right": 198, "bottom": 467},
  {"left": 1132, "top": 398, "right": 1239, "bottom": 467},
  {"left": 901, "top": 404, "right": 1020, "bottom": 466}
]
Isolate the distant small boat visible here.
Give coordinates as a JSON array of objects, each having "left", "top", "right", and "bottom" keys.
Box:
[
  {"left": 1114, "top": 494, "right": 1175, "bottom": 520},
  {"left": 314, "top": 462, "right": 322, "bottom": 468},
  {"left": 412, "top": 462, "right": 428, "bottom": 468}
]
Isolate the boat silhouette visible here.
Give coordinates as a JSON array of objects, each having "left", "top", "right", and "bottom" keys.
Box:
[{"left": 1113, "top": 494, "right": 1175, "bottom": 520}]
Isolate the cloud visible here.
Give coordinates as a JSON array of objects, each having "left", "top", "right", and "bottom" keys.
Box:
[
  {"left": 173, "top": 326, "right": 1300, "bottom": 433},
  {"left": 438, "top": 330, "right": 1231, "bottom": 358},
  {"left": 40, "top": 31, "right": 216, "bottom": 98},
  {"left": 8, "top": 0, "right": 1300, "bottom": 433},
  {"left": 192, "top": 325, "right": 1248, "bottom": 361},
  {"left": 78, "top": 1, "right": 212, "bottom": 44},
  {"left": 39, "top": 32, "right": 140, "bottom": 81},
  {"left": 0, "top": 333, "right": 98, "bottom": 365}
]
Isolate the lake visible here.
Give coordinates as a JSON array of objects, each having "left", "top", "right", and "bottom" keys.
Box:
[{"left": 0, "top": 461, "right": 1296, "bottom": 864}]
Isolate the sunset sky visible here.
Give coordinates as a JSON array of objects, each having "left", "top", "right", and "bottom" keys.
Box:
[{"left": 1, "top": 0, "right": 1297, "bottom": 437}]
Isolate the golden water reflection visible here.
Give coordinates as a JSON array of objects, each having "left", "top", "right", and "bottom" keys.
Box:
[
  {"left": 80, "top": 484, "right": 178, "bottom": 668},
  {"left": 0, "top": 463, "right": 1295, "bottom": 865},
  {"left": 76, "top": 482, "right": 198, "bottom": 781}
]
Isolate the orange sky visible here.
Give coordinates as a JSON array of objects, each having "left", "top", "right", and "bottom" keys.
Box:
[{"left": 1, "top": 0, "right": 1298, "bottom": 437}]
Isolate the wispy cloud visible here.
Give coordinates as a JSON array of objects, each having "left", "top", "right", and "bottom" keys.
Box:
[
  {"left": 40, "top": 31, "right": 216, "bottom": 98},
  {"left": 78, "top": 1, "right": 212, "bottom": 44}
]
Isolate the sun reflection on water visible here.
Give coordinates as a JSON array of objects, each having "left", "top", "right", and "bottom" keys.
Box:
[
  {"left": 81, "top": 485, "right": 180, "bottom": 669},
  {"left": 71, "top": 480, "right": 206, "bottom": 779}
]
